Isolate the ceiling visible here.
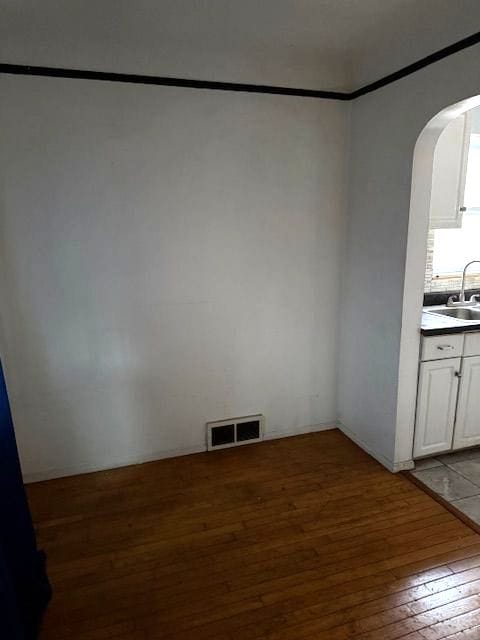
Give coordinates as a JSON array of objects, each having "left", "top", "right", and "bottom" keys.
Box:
[{"left": 1, "top": 0, "right": 479, "bottom": 91}]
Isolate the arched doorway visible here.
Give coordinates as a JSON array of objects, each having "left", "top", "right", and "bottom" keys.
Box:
[{"left": 395, "top": 95, "right": 480, "bottom": 467}]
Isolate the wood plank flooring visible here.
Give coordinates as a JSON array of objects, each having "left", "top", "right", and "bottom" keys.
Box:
[{"left": 27, "top": 430, "right": 480, "bottom": 640}]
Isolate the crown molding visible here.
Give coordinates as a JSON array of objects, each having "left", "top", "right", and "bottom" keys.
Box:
[{"left": 0, "top": 31, "right": 479, "bottom": 101}]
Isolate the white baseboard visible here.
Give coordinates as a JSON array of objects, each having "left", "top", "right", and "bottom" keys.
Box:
[
  {"left": 264, "top": 421, "right": 337, "bottom": 441},
  {"left": 392, "top": 459, "right": 415, "bottom": 472},
  {"left": 338, "top": 422, "right": 414, "bottom": 473},
  {"left": 22, "top": 444, "right": 206, "bottom": 484},
  {"left": 23, "top": 421, "right": 338, "bottom": 484},
  {"left": 24, "top": 420, "right": 415, "bottom": 483}
]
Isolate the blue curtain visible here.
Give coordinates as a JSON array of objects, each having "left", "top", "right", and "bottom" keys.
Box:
[{"left": 0, "top": 361, "right": 51, "bottom": 639}]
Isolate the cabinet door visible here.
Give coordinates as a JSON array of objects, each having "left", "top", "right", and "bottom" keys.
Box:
[
  {"left": 430, "top": 112, "right": 471, "bottom": 229},
  {"left": 413, "top": 358, "right": 460, "bottom": 457},
  {"left": 453, "top": 356, "right": 480, "bottom": 449}
]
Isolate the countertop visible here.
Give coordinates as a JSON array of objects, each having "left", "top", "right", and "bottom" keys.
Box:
[{"left": 421, "top": 308, "right": 480, "bottom": 336}]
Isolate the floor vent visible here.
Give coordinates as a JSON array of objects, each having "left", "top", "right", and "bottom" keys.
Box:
[{"left": 207, "top": 415, "right": 264, "bottom": 451}]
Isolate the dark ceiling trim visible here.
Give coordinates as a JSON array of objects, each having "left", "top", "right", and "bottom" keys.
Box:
[
  {"left": 0, "top": 31, "right": 479, "bottom": 101},
  {"left": 350, "top": 31, "right": 480, "bottom": 99},
  {"left": 0, "top": 63, "right": 349, "bottom": 100}
]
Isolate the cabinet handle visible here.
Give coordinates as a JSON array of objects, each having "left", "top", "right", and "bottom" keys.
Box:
[
  {"left": 437, "top": 345, "right": 455, "bottom": 351},
  {"left": 455, "top": 371, "right": 462, "bottom": 378}
]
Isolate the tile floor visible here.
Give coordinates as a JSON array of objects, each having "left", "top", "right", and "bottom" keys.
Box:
[{"left": 412, "top": 448, "right": 480, "bottom": 525}]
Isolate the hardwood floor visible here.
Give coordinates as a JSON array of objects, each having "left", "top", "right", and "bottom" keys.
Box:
[{"left": 27, "top": 429, "right": 480, "bottom": 640}]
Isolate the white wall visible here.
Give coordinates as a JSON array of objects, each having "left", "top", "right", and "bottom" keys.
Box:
[
  {"left": 0, "top": 75, "right": 348, "bottom": 480},
  {"left": 338, "top": 44, "right": 480, "bottom": 471}
]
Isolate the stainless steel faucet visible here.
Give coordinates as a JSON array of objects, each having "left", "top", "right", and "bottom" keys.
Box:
[{"left": 447, "top": 260, "right": 480, "bottom": 307}]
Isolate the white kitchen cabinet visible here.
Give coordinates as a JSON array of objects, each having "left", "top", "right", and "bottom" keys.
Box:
[
  {"left": 413, "top": 357, "right": 461, "bottom": 457},
  {"left": 453, "top": 355, "right": 480, "bottom": 449},
  {"left": 463, "top": 332, "right": 480, "bottom": 357},
  {"left": 429, "top": 112, "right": 471, "bottom": 229},
  {"left": 421, "top": 334, "right": 464, "bottom": 361}
]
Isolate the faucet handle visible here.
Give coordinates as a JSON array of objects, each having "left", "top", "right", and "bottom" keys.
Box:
[
  {"left": 471, "top": 294, "right": 480, "bottom": 305},
  {"left": 446, "top": 295, "right": 459, "bottom": 307}
]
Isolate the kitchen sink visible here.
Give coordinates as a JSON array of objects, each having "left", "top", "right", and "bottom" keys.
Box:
[{"left": 427, "top": 307, "right": 480, "bottom": 321}]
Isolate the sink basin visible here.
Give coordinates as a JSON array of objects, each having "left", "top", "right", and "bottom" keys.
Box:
[{"left": 427, "top": 307, "right": 480, "bottom": 321}]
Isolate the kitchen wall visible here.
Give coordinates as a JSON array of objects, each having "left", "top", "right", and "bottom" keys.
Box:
[
  {"left": 338, "top": 43, "right": 480, "bottom": 471},
  {"left": 0, "top": 75, "right": 348, "bottom": 480}
]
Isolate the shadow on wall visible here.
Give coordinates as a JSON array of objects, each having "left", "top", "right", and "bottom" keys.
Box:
[{"left": 0, "top": 194, "right": 94, "bottom": 476}]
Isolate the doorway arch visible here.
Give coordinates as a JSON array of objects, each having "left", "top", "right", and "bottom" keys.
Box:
[{"left": 395, "top": 95, "right": 480, "bottom": 466}]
